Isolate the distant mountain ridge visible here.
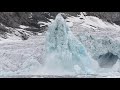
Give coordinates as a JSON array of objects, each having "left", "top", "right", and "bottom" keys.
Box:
[
  {"left": 0, "top": 12, "right": 120, "bottom": 40},
  {"left": 0, "top": 12, "right": 120, "bottom": 30}
]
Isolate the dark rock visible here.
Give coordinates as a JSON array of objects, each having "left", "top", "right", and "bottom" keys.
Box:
[{"left": 21, "top": 33, "right": 29, "bottom": 40}]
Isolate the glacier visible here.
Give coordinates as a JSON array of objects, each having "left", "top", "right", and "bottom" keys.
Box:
[
  {"left": 1, "top": 13, "right": 120, "bottom": 78},
  {"left": 70, "top": 14, "right": 120, "bottom": 75}
]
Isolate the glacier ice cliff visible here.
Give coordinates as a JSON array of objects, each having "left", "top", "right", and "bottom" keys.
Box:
[
  {"left": 71, "top": 20, "right": 120, "bottom": 70},
  {"left": 1, "top": 13, "right": 120, "bottom": 77}
]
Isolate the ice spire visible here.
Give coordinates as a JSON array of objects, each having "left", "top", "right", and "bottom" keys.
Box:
[{"left": 45, "top": 13, "right": 98, "bottom": 75}]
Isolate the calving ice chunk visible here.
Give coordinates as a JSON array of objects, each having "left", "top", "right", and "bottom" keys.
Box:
[{"left": 45, "top": 13, "right": 99, "bottom": 75}]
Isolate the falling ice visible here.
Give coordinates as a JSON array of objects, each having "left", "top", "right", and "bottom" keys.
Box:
[{"left": 45, "top": 13, "right": 98, "bottom": 75}]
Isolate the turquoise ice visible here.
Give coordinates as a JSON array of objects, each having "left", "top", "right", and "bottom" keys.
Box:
[{"left": 45, "top": 13, "right": 98, "bottom": 75}]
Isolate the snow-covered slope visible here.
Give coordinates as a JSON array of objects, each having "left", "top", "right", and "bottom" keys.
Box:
[{"left": 0, "top": 23, "right": 41, "bottom": 42}]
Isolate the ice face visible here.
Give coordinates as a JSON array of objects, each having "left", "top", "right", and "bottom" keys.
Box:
[{"left": 45, "top": 13, "right": 99, "bottom": 75}]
